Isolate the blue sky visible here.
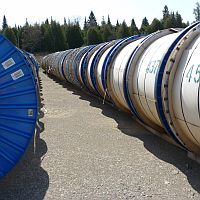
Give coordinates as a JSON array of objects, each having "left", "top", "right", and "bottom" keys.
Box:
[{"left": 1, "top": 0, "right": 198, "bottom": 28}]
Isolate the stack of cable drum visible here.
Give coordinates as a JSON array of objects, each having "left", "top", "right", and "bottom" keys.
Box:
[
  {"left": 42, "top": 22, "right": 200, "bottom": 157},
  {"left": 0, "top": 35, "right": 39, "bottom": 178}
]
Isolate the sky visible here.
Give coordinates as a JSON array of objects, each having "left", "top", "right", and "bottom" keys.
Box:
[{"left": 1, "top": 0, "right": 199, "bottom": 28}]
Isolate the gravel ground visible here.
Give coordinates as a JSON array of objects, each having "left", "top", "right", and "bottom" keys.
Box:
[{"left": 0, "top": 69, "right": 200, "bottom": 200}]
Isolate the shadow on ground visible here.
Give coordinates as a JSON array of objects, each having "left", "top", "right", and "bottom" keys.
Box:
[
  {"left": 0, "top": 77, "right": 49, "bottom": 200},
  {"left": 49, "top": 73, "right": 200, "bottom": 194}
]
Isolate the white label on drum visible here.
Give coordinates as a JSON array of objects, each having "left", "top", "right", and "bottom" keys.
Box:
[
  {"left": 2, "top": 58, "right": 15, "bottom": 69},
  {"left": 11, "top": 69, "right": 24, "bottom": 80}
]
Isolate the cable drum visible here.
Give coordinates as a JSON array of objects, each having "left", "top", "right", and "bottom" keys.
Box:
[
  {"left": 71, "top": 47, "right": 91, "bottom": 88},
  {"left": 107, "top": 37, "right": 144, "bottom": 112},
  {"left": 126, "top": 30, "right": 182, "bottom": 132},
  {"left": 81, "top": 44, "right": 103, "bottom": 92},
  {"left": 96, "top": 45, "right": 114, "bottom": 97},
  {"left": 86, "top": 45, "right": 106, "bottom": 92},
  {"left": 57, "top": 50, "right": 72, "bottom": 81},
  {"left": 65, "top": 48, "right": 81, "bottom": 84},
  {"left": 0, "top": 35, "right": 39, "bottom": 178},
  {"left": 160, "top": 23, "right": 200, "bottom": 154}
]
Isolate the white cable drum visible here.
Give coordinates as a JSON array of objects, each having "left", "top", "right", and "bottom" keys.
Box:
[
  {"left": 96, "top": 46, "right": 113, "bottom": 96},
  {"left": 87, "top": 49, "right": 99, "bottom": 90},
  {"left": 132, "top": 32, "right": 181, "bottom": 130},
  {"left": 168, "top": 33, "right": 200, "bottom": 153},
  {"left": 109, "top": 37, "right": 145, "bottom": 112}
]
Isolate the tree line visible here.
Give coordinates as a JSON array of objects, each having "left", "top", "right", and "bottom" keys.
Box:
[{"left": 1, "top": 4, "right": 199, "bottom": 53}]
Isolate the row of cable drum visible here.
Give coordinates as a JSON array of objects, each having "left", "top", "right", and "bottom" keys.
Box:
[
  {"left": 42, "top": 22, "right": 200, "bottom": 156},
  {"left": 0, "top": 34, "right": 39, "bottom": 178}
]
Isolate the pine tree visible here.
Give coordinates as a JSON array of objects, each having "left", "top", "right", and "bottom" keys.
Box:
[
  {"left": 175, "top": 11, "right": 183, "bottom": 28},
  {"left": 64, "top": 17, "right": 67, "bottom": 25},
  {"left": 3, "top": 28, "right": 17, "bottom": 45},
  {"left": 21, "top": 25, "right": 43, "bottom": 52},
  {"left": 150, "top": 18, "right": 163, "bottom": 33},
  {"left": 140, "top": 17, "right": 150, "bottom": 34},
  {"left": 50, "top": 20, "right": 66, "bottom": 51},
  {"left": 193, "top": 2, "right": 200, "bottom": 21},
  {"left": 116, "top": 20, "right": 119, "bottom": 27},
  {"left": 107, "top": 15, "right": 112, "bottom": 26},
  {"left": 45, "top": 18, "right": 49, "bottom": 25},
  {"left": 87, "top": 27, "right": 102, "bottom": 45},
  {"left": 101, "top": 16, "right": 106, "bottom": 26},
  {"left": 117, "top": 20, "right": 130, "bottom": 38},
  {"left": 83, "top": 17, "right": 88, "bottom": 30},
  {"left": 130, "top": 18, "right": 139, "bottom": 35},
  {"left": 163, "top": 5, "right": 170, "bottom": 20},
  {"left": 87, "top": 11, "right": 98, "bottom": 27},
  {"left": 2, "top": 15, "right": 8, "bottom": 30},
  {"left": 66, "top": 23, "right": 84, "bottom": 48},
  {"left": 101, "top": 24, "right": 114, "bottom": 42}
]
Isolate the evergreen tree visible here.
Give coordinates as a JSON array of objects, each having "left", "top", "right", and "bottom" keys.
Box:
[
  {"left": 101, "top": 24, "right": 114, "bottom": 42},
  {"left": 83, "top": 17, "right": 88, "bottom": 30},
  {"left": 116, "top": 20, "right": 120, "bottom": 27},
  {"left": 12, "top": 26, "right": 20, "bottom": 47},
  {"left": 21, "top": 25, "right": 43, "bottom": 52},
  {"left": 175, "top": 11, "right": 183, "bottom": 27},
  {"left": 3, "top": 28, "right": 17, "bottom": 45},
  {"left": 193, "top": 2, "right": 200, "bottom": 21},
  {"left": 87, "top": 11, "right": 98, "bottom": 27},
  {"left": 25, "top": 18, "right": 29, "bottom": 27},
  {"left": 150, "top": 18, "right": 163, "bottom": 33},
  {"left": 64, "top": 17, "right": 67, "bottom": 25},
  {"left": 101, "top": 16, "right": 106, "bottom": 26},
  {"left": 86, "top": 27, "right": 102, "bottom": 45},
  {"left": 130, "top": 18, "right": 139, "bottom": 35},
  {"left": 40, "top": 22, "right": 52, "bottom": 52},
  {"left": 2, "top": 15, "right": 8, "bottom": 30},
  {"left": 107, "top": 15, "right": 111, "bottom": 26},
  {"left": 140, "top": 17, "right": 150, "bottom": 34},
  {"left": 50, "top": 20, "right": 66, "bottom": 51},
  {"left": 163, "top": 5, "right": 170, "bottom": 20},
  {"left": 66, "top": 23, "right": 84, "bottom": 48},
  {"left": 45, "top": 18, "right": 49, "bottom": 25},
  {"left": 116, "top": 20, "right": 130, "bottom": 38}
]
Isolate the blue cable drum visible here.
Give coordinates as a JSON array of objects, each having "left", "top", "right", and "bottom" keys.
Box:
[
  {"left": 28, "top": 54, "right": 40, "bottom": 77},
  {"left": 21, "top": 50, "right": 39, "bottom": 83},
  {"left": 0, "top": 34, "right": 38, "bottom": 178}
]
